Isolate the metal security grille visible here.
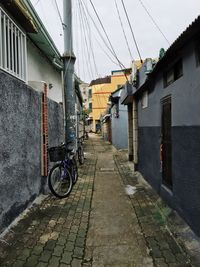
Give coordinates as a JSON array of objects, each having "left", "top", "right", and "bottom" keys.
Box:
[{"left": 0, "top": 7, "right": 27, "bottom": 81}]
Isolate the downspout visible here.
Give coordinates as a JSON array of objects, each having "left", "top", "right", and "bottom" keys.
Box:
[
  {"left": 128, "top": 103, "right": 133, "bottom": 161},
  {"left": 61, "top": 70, "right": 66, "bottom": 135},
  {"left": 133, "top": 96, "right": 138, "bottom": 170}
]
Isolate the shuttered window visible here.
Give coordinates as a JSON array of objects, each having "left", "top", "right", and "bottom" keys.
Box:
[{"left": 163, "top": 59, "right": 183, "bottom": 88}]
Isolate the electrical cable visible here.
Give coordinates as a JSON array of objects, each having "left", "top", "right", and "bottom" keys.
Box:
[
  {"left": 78, "top": 0, "right": 96, "bottom": 79},
  {"left": 79, "top": 0, "right": 99, "bottom": 77},
  {"left": 138, "top": 0, "right": 170, "bottom": 45},
  {"left": 80, "top": 0, "right": 122, "bottom": 67},
  {"left": 74, "top": 0, "right": 86, "bottom": 80},
  {"left": 78, "top": 1, "right": 93, "bottom": 80},
  {"left": 80, "top": 0, "right": 126, "bottom": 80},
  {"left": 114, "top": 0, "right": 133, "bottom": 60},
  {"left": 121, "top": 0, "right": 143, "bottom": 63},
  {"left": 78, "top": 0, "right": 94, "bottom": 80},
  {"left": 74, "top": 0, "right": 80, "bottom": 76},
  {"left": 88, "top": 0, "right": 126, "bottom": 70},
  {"left": 93, "top": 35, "right": 119, "bottom": 66},
  {"left": 53, "top": 0, "right": 68, "bottom": 30},
  {"left": 88, "top": 0, "right": 128, "bottom": 81}
]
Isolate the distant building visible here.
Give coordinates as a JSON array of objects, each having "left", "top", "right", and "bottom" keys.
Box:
[{"left": 90, "top": 69, "right": 131, "bottom": 132}]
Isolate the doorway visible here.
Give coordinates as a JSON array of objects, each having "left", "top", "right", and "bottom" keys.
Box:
[{"left": 161, "top": 96, "right": 172, "bottom": 189}]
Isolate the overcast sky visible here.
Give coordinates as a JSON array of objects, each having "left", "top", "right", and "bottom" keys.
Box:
[{"left": 30, "top": 0, "right": 200, "bottom": 83}]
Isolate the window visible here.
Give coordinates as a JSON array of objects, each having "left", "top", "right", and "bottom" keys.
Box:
[
  {"left": 88, "top": 89, "right": 92, "bottom": 98},
  {"left": 165, "top": 69, "right": 174, "bottom": 86},
  {"left": 89, "top": 102, "right": 92, "bottom": 111},
  {"left": 163, "top": 59, "right": 183, "bottom": 88},
  {"left": 174, "top": 60, "right": 183, "bottom": 80},
  {"left": 0, "top": 7, "right": 27, "bottom": 81},
  {"left": 141, "top": 91, "right": 148, "bottom": 108}
]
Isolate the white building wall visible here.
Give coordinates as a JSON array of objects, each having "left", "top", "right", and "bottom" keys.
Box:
[{"left": 27, "top": 39, "right": 63, "bottom": 103}]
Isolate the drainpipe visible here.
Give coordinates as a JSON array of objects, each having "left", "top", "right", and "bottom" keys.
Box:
[
  {"left": 128, "top": 103, "right": 133, "bottom": 161},
  {"left": 63, "top": 0, "right": 76, "bottom": 144},
  {"left": 132, "top": 97, "right": 138, "bottom": 170}
]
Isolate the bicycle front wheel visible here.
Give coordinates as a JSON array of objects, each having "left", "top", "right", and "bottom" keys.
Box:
[
  {"left": 48, "top": 163, "right": 73, "bottom": 198},
  {"left": 78, "top": 146, "right": 84, "bottom": 165},
  {"left": 71, "top": 157, "right": 78, "bottom": 184}
]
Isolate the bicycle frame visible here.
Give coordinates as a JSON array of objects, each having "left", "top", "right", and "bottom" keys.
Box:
[{"left": 61, "top": 152, "right": 76, "bottom": 182}]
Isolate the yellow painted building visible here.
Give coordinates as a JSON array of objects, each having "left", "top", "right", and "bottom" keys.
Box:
[{"left": 90, "top": 69, "right": 131, "bottom": 132}]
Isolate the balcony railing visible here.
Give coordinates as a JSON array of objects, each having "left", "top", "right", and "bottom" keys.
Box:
[{"left": 0, "top": 7, "right": 27, "bottom": 81}]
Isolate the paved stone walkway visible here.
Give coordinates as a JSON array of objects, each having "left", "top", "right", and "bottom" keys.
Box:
[{"left": 0, "top": 135, "right": 200, "bottom": 267}]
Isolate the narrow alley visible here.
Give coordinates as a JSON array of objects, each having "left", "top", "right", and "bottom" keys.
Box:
[{"left": 0, "top": 135, "right": 200, "bottom": 267}]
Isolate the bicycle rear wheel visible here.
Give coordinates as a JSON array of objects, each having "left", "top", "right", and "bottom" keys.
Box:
[
  {"left": 70, "top": 157, "right": 78, "bottom": 184},
  {"left": 78, "top": 146, "right": 84, "bottom": 165},
  {"left": 48, "top": 163, "right": 73, "bottom": 198}
]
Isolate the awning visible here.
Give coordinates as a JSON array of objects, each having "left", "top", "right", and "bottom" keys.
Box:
[
  {"left": 86, "top": 117, "right": 93, "bottom": 121},
  {"left": 120, "top": 82, "right": 136, "bottom": 105},
  {"left": 101, "top": 114, "right": 111, "bottom": 124}
]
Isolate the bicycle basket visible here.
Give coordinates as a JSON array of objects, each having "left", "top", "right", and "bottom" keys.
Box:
[{"left": 48, "top": 146, "right": 66, "bottom": 162}]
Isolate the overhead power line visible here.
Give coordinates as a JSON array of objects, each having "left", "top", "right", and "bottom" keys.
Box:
[
  {"left": 74, "top": 0, "right": 80, "bottom": 76},
  {"left": 53, "top": 0, "right": 68, "bottom": 29},
  {"left": 79, "top": 0, "right": 99, "bottom": 77},
  {"left": 79, "top": 2, "right": 120, "bottom": 67},
  {"left": 80, "top": 0, "right": 121, "bottom": 67},
  {"left": 93, "top": 35, "right": 120, "bottom": 67},
  {"left": 88, "top": 0, "right": 126, "bottom": 71},
  {"left": 121, "top": 0, "right": 143, "bottom": 63},
  {"left": 114, "top": 0, "right": 133, "bottom": 61},
  {"left": 138, "top": 0, "right": 170, "bottom": 45},
  {"left": 78, "top": 0, "right": 95, "bottom": 79}
]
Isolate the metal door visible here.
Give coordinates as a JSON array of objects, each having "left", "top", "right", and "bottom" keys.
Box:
[{"left": 161, "top": 96, "right": 172, "bottom": 189}]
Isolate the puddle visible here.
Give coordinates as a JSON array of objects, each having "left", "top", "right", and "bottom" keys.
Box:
[{"left": 125, "top": 185, "right": 137, "bottom": 195}]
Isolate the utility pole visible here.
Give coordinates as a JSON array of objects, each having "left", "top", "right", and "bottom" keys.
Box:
[{"left": 63, "top": 0, "right": 76, "bottom": 144}]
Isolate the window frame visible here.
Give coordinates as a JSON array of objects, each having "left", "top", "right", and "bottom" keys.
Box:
[
  {"left": 89, "top": 102, "right": 92, "bottom": 111},
  {"left": 0, "top": 7, "right": 27, "bottom": 82},
  {"left": 163, "top": 59, "right": 183, "bottom": 88}
]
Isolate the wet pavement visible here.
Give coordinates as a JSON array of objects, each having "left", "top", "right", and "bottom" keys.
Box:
[{"left": 0, "top": 135, "right": 200, "bottom": 267}]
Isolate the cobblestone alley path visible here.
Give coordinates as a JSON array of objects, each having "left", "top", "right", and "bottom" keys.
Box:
[{"left": 0, "top": 135, "right": 200, "bottom": 267}]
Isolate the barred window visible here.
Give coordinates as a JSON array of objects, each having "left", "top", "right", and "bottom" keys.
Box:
[{"left": 0, "top": 7, "right": 27, "bottom": 81}]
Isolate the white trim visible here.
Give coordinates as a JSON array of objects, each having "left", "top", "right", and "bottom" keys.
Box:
[{"left": 0, "top": 9, "right": 2, "bottom": 67}]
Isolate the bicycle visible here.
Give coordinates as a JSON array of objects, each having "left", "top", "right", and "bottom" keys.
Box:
[
  {"left": 84, "top": 131, "right": 89, "bottom": 140},
  {"left": 48, "top": 142, "right": 78, "bottom": 198},
  {"left": 77, "top": 137, "right": 84, "bottom": 165}
]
